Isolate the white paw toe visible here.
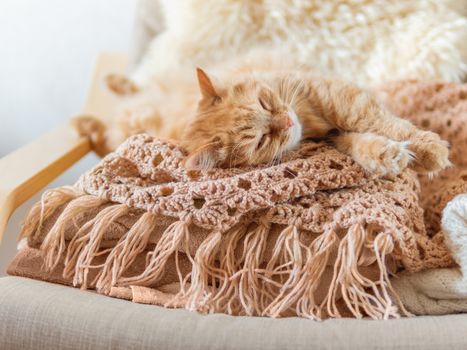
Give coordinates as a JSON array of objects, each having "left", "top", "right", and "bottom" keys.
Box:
[{"left": 378, "top": 140, "right": 414, "bottom": 175}]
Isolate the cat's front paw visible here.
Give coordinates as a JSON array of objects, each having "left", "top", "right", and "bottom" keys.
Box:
[
  {"left": 357, "top": 139, "right": 413, "bottom": 175},
  {"left": 409, "top": 136, "right": 451, "bottom": 175}
]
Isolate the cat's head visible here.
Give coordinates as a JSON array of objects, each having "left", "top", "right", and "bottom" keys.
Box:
[{"left": 183, "top": 68, "right": 302, "bottom": 169}]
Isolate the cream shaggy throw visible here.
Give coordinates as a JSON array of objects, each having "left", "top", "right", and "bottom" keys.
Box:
[{"left": 131, "top": 0, "right": 467, "bottom": 86}]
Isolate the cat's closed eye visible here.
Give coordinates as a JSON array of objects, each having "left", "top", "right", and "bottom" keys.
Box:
[
  {"left": 259, "top": 97, "right": 271, "bottom": 111},
  {"left": 257, "top": 134, "right": 267, "bottom": 149}
]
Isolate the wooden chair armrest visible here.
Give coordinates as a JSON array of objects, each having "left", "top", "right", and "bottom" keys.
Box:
[
  {"left": 0, "top": 52, "right": 128, "bottom": 243},
  {"left": 0, "top": 127, "right": 91, "bottom": 241}
]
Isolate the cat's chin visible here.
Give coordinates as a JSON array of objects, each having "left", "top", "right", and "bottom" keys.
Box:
[{"left": 285, "top": 109, "right": 302, "bottom": 151}]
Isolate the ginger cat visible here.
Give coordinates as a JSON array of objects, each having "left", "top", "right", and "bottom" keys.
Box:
[{"left": 74, "top": 63, "right": 450, "bottom": 175}]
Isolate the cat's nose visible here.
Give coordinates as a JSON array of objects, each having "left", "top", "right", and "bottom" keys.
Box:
[{"left": 272, "top": 115, "right": 293, "bottom": 131}]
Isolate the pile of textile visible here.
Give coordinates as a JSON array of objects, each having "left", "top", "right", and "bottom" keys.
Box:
[{"left": 8, "top": 81, "right": 467, "bottom": 320}]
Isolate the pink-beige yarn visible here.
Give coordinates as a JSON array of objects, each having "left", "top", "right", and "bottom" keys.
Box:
[
  {"left": 379, "top": 81, "right": 467, "bottom": 237},
  {"left": 9, "top": 80, "right": 467, "bottom": 321}
]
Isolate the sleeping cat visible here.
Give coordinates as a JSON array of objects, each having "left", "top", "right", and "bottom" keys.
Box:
[{"left": 74, "top": 64, "right": 450, "bottom": 175}]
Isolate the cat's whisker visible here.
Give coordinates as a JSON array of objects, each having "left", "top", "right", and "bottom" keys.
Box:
[
  {"left": 273, "top": 146, "right": 285, "bottom": 166},
  {"left": 284, "top": 76, "right": 291, "bottom": 102},
  {"left": 286, "top": 77, "right": 296, "bottom": 105},
  {"left": 279, "top": 76, "right": 287, "bottom": 103},
  {"left": 229, "top": 139, "right": 252, "bottom": 168},
  {"left": 229, "top": 143, "right": 243, "bottom": 168},
  {"left": 290, "top": 78, "right": 305, "bottom": 106},
  {"left": 285, "top": 75, "right": 294, "bottom": 104}
]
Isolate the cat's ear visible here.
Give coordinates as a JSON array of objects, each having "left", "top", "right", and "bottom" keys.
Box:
[
  {"left": 196, "top": 68, "right": 220, "bottom": 100},
  {"left": 185, "top": 138, "right": 225, "bottom": 170}
]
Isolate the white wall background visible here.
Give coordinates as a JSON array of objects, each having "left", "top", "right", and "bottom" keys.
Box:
[{"left": 0, "top": 0, "right": 137, "bottom": 273}]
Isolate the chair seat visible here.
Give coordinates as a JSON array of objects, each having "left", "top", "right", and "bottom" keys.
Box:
[{"left": 0, "top": 276, "right": 466, "bottom": 350}]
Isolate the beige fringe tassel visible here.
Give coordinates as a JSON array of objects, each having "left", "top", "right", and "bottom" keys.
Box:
[
  {"left": 20, "top": 186, "right": 83, "bottom": 242},
  {"left": 41, "top": 195, "right": 107, "bottom": 270},
  {"left": 66, "top": 204, "right": 129, "bottom": 289},
  {"left": 95, "top": 212, "right": 158, "bottom": 294},
  {"left": 323, "top": 224, "right": 410, "bottom": 319},
  {"left": 117, "top": 220, "right": 189, "bottom": 287},
  {"left": 22, "top": 188, "right": 408, "bottom": 320},
  {"left": 262, "top": 224, "right": 338, "bottom": 319}
]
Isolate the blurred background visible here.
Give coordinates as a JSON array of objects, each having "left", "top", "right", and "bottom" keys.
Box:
[{"left": 0, "top": 0, "right": 136, "bottom": 273}]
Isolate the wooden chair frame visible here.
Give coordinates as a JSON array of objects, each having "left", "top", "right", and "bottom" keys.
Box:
[{"left": 0, "top": 53, "right": 127, "bottom": 244}]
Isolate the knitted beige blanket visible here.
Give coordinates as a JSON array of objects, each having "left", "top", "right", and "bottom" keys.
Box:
[
  {"left": 8, "top": 81, "right": 467, "bottom": 320},
  {"left": 378, "top": 81, "right": 467, "bottom": 315}
]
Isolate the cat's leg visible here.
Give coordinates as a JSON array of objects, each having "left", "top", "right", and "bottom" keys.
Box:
[
  {"left": 73, "top": 106, "right": 164, "bottom": 157},
  {"left": 333, "top": 132, "right": 413, "bottom": 175},
  {"left": 105, "top": 74, "right": 140, "bottom": 96},
  {"left": 313, "top": 80, "right": 450, "bottom": 174},
  {"left": 71, "top": 115, "right": 114, "bottom": 157},
  {"left": 346, "top": 105, "right": 450, "bottom": 175},
  {"left": 73, "top": 82, "right": 167, "bottom": 157},
  {"left": 355, "top": 110, "right": 451, "bottom": 175},
  {"left": 114, "top": 102, "right": 164, "bottom": 138}
]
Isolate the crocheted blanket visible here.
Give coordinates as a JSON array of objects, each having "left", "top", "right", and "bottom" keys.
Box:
[
  {"left": 377, "top": 81, "right": 467, "bottom": 315},
  {"left": 8, "top": 81, "right": 467, "bottom": 320}
]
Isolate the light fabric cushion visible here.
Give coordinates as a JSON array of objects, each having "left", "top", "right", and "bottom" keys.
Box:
[{"left": 1, "top": 277, "right": 467, "bottom": 350}]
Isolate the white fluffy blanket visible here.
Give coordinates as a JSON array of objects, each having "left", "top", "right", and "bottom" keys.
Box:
[
  {"left": 393, "top": 194, "right": 467, "bottom": 315},
  {"left": 132, "top": 0, "right": 467, "bottom": 86}
]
